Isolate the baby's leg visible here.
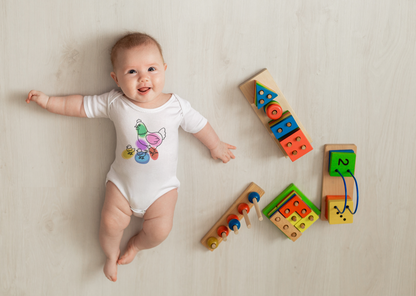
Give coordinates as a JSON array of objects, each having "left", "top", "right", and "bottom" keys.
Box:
[
  {"left": 99, "top": 181, "right": 132, "bottom": 282},
  {"left": 118, "top": 189, "right": 178, "bottom": 265}
]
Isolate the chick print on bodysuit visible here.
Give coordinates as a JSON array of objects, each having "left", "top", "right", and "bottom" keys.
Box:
[{"left": 122, "top": 119, "right": 166, "bottom": 164}]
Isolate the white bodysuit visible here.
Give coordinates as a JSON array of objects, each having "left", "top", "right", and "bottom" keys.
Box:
[{"left": 83, "top": 90, "right": 207, "bottom": 217}]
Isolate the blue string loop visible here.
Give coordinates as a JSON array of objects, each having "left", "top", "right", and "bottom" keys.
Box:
[{"left": 333, "top": 169, "right": 359, "bottom": 215}]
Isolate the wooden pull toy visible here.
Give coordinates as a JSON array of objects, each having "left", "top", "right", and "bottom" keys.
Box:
[
  {"left": 217, "top": 226, "right": 229, "bottom": 242},
  {"left": 248, "top": 192, "right": 263, "bottom": 221},
  {"left": 227, "top": 214, "right": 241, "bottom": 234},
  {"left": 238, "top": 203, "right": 251, "bottom": 228}
]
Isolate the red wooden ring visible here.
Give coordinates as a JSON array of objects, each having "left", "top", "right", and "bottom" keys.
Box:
[
  {"left": 217, "top": 225, "right": 229, "bottom": 237},
  {"left": 227, "top": 214, "right": 239, "bottom": 223},
  {"left": 237, "top": 203, "right": 250, "bottom": 214},
  {"left": 266, "top": 103, "right": 283, "bottom": 120}
]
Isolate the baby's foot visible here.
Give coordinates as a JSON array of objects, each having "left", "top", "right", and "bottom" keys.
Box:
[
  {"left": 118, "top": 235, "right": 140, "bottom": 265},
  {"left": 103, "top": 257, "right": 118, "bottom": 282}
]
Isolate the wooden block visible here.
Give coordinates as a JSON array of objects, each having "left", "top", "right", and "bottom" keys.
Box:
[
  {"left": 239, "top": 69, "right": 312, "bottom": 157},
  {"left": 329, "top": 150, "right": 356, "bottom": 176},
  {"left": 254, "top": 80, "right": 277, "bottom": 108},
  {"left": 270, "top": 211, "right": 302, "bottom": 242},
  {"left": 263, "top": 183, "right": 321, "bottom": 219},
  {"left": 278, "top": 194, "right": 311, "bottom": 218},
  {"left": 320, "top": 144, "right": 357, "bottom": 221},
  {"left": 270, "top": 114, "right": 299, "bottom": 141},
  {"left": 326, "top": 196, "right": 354, "bottom": 224},
  {"left": 279, "top": 128, "right": 313, "bottom": 162},
  {"left": 295, "top": 210, "right": 319, "bottom": 233},
  {"left": 200, "top": 182, "right": 265, "bottom": 251},
  {"left": 287, "top": 212, "right": 302, "bottom": 226}
]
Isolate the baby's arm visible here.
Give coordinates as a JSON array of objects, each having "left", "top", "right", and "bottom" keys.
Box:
[
  {"left": 26, "top": 90, "right": 87, "bottom": 117},
  {"left": 193, "top": 122, "right": 236, "bottom": 163}
]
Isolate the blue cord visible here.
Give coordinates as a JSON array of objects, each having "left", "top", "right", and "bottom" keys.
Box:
[
  {"left": 348, "top": 169, "right": 359, "bottom": 214},
  {"left": 334, "top": 169, "right": 348, "bottom": 214},
  {"left": 333, "top": 169, "right": 360, "bottom": 215}
]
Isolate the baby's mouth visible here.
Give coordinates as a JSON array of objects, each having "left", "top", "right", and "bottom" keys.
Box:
[{"left": 138, "top": 87, "right": 151, "bottom": 93}]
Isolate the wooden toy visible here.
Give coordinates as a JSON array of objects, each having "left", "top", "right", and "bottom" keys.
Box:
[
  {"left": 279, "top": 129, "right": 313, "bottom": 162},
  {"left": 238, "top": 203, "right": 251, "bottom": 228},
  {"left": 320, "top": 144, "right": 359, "bottom": 224},
  {"left": 201, "top": 182, "right": 265, "bottom": 251},
  {"left": 239, "top": 69, "right": 313, "bottom": 161},
  {"left": 263, "top": 183, "right": 320, "bottom": 242},
  {"left": 325, "top": 195, "right": 353, "bottom": 224}
]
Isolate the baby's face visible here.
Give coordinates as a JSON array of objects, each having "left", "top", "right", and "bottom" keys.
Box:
[{"left": 111, "top": 44, "right": 167, "bottom": 108}]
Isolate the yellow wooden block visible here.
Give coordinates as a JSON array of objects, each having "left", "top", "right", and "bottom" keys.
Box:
[
  {"left": 287, "top": 212, "right": 302, "bottom": 226},
  {"left": 328, "top": 199, "right": 353, "bottom": 224},
  {"left": 295, "top": 210, "right": 319, "bottom": 232}
]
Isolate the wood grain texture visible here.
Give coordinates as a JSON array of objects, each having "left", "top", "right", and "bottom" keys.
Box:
[{"left": 1, "top": 0, "right": 416, "bottom": 295}]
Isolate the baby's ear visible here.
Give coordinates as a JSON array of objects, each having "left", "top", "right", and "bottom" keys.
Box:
[
  {"left": 110, "top": 72, "right": 119, "bottom": 86},
  {"left": 164, "top": 64, "right": 167, "bottom": 71}
]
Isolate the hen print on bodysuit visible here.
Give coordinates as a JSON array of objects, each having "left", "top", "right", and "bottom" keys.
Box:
[{"left": 122, "top": 119, "right": 166, "bottom": 164}]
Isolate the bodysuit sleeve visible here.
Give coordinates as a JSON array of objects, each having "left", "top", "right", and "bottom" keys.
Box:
[
  {"left": 83, "top": 89, "right": 122, "bottom": 119},
  {"left": 179, "top": 97, "right": 208, "bottom": 134}
]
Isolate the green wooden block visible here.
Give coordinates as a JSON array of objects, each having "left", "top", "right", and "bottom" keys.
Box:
[{"left": 329, "top": 151, "right": 356, "bottom": 177}]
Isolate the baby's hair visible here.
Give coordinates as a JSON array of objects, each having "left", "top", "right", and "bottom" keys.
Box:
[{"left": 111, "top": 32, "right": 164, "bottom": 69}]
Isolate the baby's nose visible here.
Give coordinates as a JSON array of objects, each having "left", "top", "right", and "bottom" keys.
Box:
[{"left": 138, "top": 75, "right": 149, "bottom": 82}]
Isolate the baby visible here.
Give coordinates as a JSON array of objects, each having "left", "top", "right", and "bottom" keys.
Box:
[{"left": 26, "top": 32, "right": 236, "bottom": 282}]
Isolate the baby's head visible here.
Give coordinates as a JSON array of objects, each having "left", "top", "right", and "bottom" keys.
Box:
[
  {"left": 111, "top": 32, "right": 164, "bottom": 70},
  {"left": 110, "top": 32, "right": 167, "bottom": 107}
]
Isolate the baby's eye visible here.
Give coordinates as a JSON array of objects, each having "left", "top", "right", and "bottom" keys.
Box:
[
  {"left": 148, "top": 67, "right": 156, "bottom": 72},
  {"left": 128, "top": 69, "right": 136, "bottom": 74}
]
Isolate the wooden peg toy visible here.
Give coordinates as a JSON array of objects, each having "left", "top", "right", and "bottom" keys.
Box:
[
  {"left": 320, "top": 144, "right": 359, "bottom": 223},
  {"left": 248, "top": 192, "right": 263, "bottom": 221},
  {"left": 238, "top": 203, "right": 251, "bottom": 228},
  {"left": 239, "top": 69, "right": 313, "bottom": 161},
  {"left": 262, "top": 183, "right": 320, "bottom": 242},
  {"left": 200, "top": 182, "right": 265, "bottom": 251}
]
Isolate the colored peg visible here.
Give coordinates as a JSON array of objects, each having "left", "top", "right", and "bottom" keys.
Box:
[
  {"left": 237, "top": 203, "right": 251, "bottom": 228},
  {"left": 207, "top": 237, "right": 219, "bottom": 249},
  {"left": 248, "top": 192, "right": 263, "bottom": 221},
  {"left": 227, "top": 214, "right": 241, "bottom": 234},
  {"left": 217, "top": 226, "right": 229, "bottom": 242}
]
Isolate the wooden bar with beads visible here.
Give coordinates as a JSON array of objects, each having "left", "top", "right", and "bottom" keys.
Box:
[
  {"left": 239, "top": 69, "right": 312, "bottom": 160},
  {"left": 200, "top": 182, "right": 265, "bottom": 251}
]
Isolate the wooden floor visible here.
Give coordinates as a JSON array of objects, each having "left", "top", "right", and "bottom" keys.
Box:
[{"left": 1, "top": 1, "right": 415, "bottom": 295}]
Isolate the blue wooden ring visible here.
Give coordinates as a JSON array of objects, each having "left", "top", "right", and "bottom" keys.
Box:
[
  {"left": 228, "top": 219, "right": 241, "bottom": 231},
  {"left": 248, "top": 192, "right": 260, "bottom": 203}
]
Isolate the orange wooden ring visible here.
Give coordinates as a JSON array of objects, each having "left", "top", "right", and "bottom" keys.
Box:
[
  {"left": 265, "top": 102, "right": 283, "bottom": 120},
  {"left": 237, "top": 203, "right": 250, "bottom": 214},
  {"left": 227, "top": 214, "right": 239, "bottom": 223},
  {"left": 217, "top": 225, "right": 229, "bottom": 237}
]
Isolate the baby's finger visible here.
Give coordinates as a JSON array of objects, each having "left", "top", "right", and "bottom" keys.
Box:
[
  {"left": 227, "top": 144, "right": 237, "bottom": 150},
  {"left": 229, "top": 150, "right": 236, "bottom": 159}
]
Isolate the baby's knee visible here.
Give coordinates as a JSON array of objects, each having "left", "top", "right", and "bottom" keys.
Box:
[
  {"left": 101, "top": 208, "right": 131, "bottom": 232},
  {"left": 149, "top": 220, "right": 173, "bottom": 243}
]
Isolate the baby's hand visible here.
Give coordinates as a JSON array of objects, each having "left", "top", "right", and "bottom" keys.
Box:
[
  {"left": 26, "top": 90, "right": 50, "bottom": 109},
  {"left": 210, "top": 141, "right": 236, "bottom": 163}
]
